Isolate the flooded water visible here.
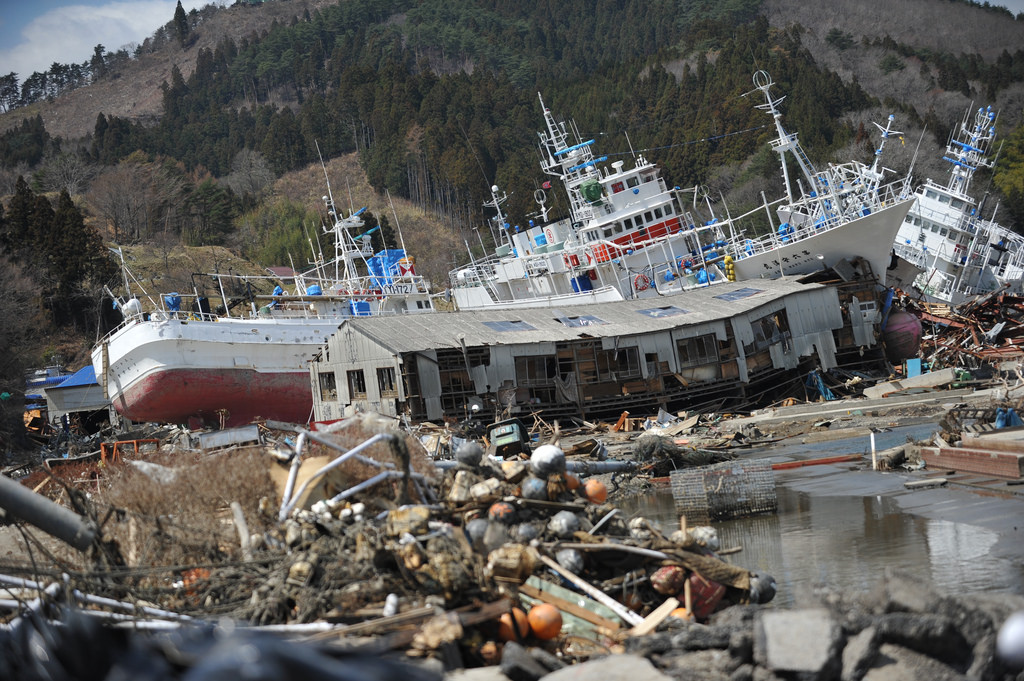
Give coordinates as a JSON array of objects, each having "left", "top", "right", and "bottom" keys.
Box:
[{"left": 619, "top": 424, "right": 1024, "bottom": 607}]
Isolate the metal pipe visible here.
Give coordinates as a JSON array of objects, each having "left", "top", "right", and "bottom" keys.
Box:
[
  {"left": 279, "top": 432, "right": 390, "bottom": 519},
  {"left": 0, "top": 474, "right": 96, "bottom": 551},
  {"left": 71, "top": 590, "right": 192, "bottom": 621}
]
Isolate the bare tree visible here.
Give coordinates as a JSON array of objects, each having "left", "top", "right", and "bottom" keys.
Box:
[
  {"left": 222, "top": 148, "right": 276, "bottom": 200},
  {"left": 38, "top": 151, "right": 96, "bottom": 196},
  {"left": 0, "top": 163, "right": 30, "bottom": 196},
  {"left": 88, "top": 159, "right": 162, "bottom": 242}
]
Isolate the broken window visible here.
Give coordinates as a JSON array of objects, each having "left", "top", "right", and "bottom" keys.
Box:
[
  {"left": 746, "top": 311, "right": 792, "bottom": 353},
  {"left": 318, "top": 372, "right": 337, "bottom": 401},
  {"left": 347, "top": 370, "right": 367, "bottom": 399},
  {"left": 596, "top": 347, "right": 641, "bottom": 380},
  {"left": 515, "top": 355, "right": 556, "bottom": 385},
  {"left": 557, "top": 314, "right": 606, "bottom": 328},
  {"left": 377, "top": 367, "right": 397, "bottom": 396},
  {"left": 645, "top": 352, "right": 660, "bottom": 376},
  {"left": 677, "top": 334, "right": 718, "bottom": 368}
]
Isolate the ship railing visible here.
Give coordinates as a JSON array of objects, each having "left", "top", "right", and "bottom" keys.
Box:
[
  {"left": 735, "top": 175, "right": 910, "bottom": 260},
  {"left": 93, "top": 294, "right": 223, "bottom": 345},
  {"left": 893, "top": 242, "right": 929, "bottom": 268},
  {"left": 450, "top": 260, "right": 499, "bottom": 289},
  {"left": 915, "top": 268, "right": 958, "bottom": 299}
]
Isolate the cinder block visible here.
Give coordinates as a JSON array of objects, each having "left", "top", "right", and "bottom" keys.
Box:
[{"left": 919, "top": 446, "right": 1024, "bottom": 479}]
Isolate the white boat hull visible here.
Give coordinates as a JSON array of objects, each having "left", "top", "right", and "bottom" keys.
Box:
[
  {"left": 93, "top": 315, "right": 340, "bottom": 427},
  {"left": 731, "top": 199, "right": 914, "bottom": 284}
]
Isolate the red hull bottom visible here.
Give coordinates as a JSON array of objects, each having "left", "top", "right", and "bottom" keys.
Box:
[{"left": 113, "top": 368, "right": 312, "bottom": 427}]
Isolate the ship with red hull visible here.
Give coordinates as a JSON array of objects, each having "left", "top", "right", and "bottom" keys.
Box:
[{"left": 93, "top": 198, "right": 435, "bottom": 428}]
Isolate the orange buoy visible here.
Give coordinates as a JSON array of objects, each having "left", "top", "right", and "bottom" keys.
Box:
[
  {"left": 670, "top": 607, "right": 695, "bottom": 622},
  {"left": 497, "top": 607, "right": 529, "bottom": 641},
  {"left": 527, "top": 603, "right": 563, "bottom": 640},
  {"left": 583, "top": 479, "right": 607, "bottom": 504},
  {"left": 564, "top": 473, "right": 580, "bottom": 491}
]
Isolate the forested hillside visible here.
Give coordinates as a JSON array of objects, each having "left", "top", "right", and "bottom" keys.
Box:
[{"left": 3, "top": 0, "right": 1024, "bottom": 445}]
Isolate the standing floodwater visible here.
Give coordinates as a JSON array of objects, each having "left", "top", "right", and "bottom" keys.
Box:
[{"left": 619, "top": 423, "right": 1024, "bottom": 608}]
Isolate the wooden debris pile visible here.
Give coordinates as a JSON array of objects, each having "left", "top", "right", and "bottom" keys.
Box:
[
  {"left": 0, "top": 413, "right": 777, "bottom": 673},
  {"left": 909, "top": 287, "right": 1024, "bottom": 369}
]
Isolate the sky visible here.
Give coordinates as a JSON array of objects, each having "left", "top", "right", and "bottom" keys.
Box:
[
  {"left": 2, "top": 0, "right": 1024, "bottom": 82},
  {"left": 0, "top": 0, "right": 222, "bottom": 81}
]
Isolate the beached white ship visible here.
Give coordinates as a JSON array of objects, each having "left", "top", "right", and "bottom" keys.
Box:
[
  {"left": 449, "top": 72, "right": 914, "bottom": 311},
  {"left": 726, "top": 72, "right": 914, "bottom": 283},
  {"left": 449, "top": 96, "right": 732, "bottom": 311},
  {"left": 92, "top": 199, "right": 434, "bottom": 428},
  {"left": 891, "top": 105, "right": 1024, "bottom": 305}
]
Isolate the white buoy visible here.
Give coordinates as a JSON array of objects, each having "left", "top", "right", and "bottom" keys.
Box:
[{"left": 998, "top": 610, "right": 1024, "bottom": 668}]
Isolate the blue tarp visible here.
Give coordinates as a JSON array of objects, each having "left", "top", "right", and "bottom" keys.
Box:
[
  {"left": 367, "top": 249, "right": 407, "bottom": 287},
  {"left": 806, "top": 370, "right": 835, "bottom": 401},
  {"left": 55, "top": 366, "right": 98, "bottom": 389}
]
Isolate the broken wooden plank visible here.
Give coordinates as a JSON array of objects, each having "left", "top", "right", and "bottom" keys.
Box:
[
  {"left": 537, "top": 553, "right": 644, "bottom": 626},
  {"left": 627, "top": 597, "right": 679, "bottom": 637}
]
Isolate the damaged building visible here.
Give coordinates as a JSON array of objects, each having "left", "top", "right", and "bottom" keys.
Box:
[{"left": 309, "top": 278, "right": 883, "bottom": 423}]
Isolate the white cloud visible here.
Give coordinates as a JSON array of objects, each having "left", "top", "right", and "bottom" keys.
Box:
[{"left": 0, "top": 1, "right": 216, "bottom": 82}]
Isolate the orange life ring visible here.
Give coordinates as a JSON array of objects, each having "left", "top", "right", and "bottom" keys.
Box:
[{"left": 634, "top": 274, "right": 651, "bottom": 291}]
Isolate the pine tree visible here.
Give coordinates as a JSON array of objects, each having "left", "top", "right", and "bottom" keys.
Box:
[{"left": 174, "top": 1, "right": 190, "bottom": 48}]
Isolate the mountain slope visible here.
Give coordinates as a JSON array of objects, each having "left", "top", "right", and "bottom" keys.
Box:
[
  {"left": 764, "top": 0, "right": 1024, "bottom": 128},
  {"left": 0, "top": 0, "right": 338, "bottom": 140}
]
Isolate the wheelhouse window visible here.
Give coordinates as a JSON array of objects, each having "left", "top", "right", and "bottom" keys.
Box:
[{"left": 347, "top": 370, "right": 367, "bottom": 399}]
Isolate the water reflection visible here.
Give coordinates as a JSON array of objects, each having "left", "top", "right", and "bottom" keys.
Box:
[{"left": 621, "top": 485, "right": 1019, "bottom": 608}]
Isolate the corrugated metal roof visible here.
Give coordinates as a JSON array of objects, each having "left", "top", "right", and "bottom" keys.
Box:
[{"left": 343, "top": 279, "right": 822, "bottom": 353}]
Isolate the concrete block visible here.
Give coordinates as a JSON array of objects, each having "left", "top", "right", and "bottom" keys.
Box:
[
  {"left": 861, "top": 643, "right": 964, "bottom": 681},
  {"left": 755, "top": 609, "right": 840, "bottom": 674},
  {"left": 540, "top": 654, "right": 673, "bottom": 681},
  {"left": 499, "top": 641, "right": 548, "bottom": 681},
  {"left": 841, "top": 627, "right": 878, "bottom": 681}
]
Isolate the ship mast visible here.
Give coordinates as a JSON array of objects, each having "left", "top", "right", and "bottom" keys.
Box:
[
  {"left": 943, "top": 105, "right": 997, "bottom": 200},
  {"left": 751, "top": 70, "right": 820, "bottom": 203},
  {"left": 536, "top": 93, "right": 605, "bottom": 227}
]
